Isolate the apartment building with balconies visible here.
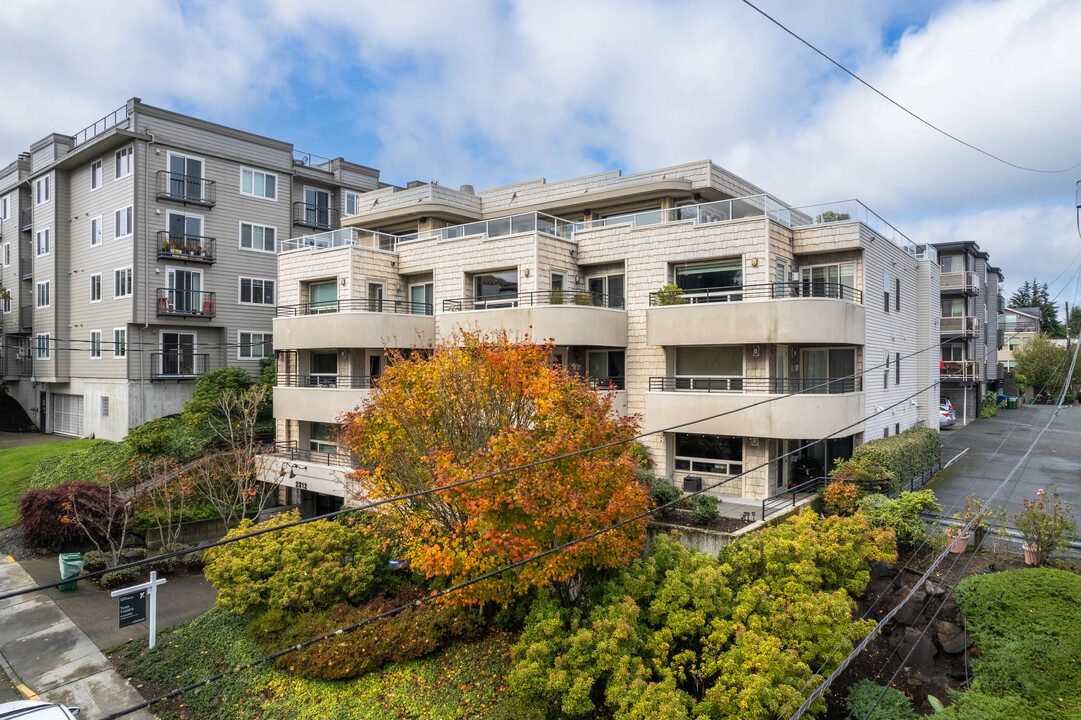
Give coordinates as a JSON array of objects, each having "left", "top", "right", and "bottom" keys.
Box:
[
  {"left": 932, "top": 240, "right": 1003, "bottom": 422},
  {"left": 998, "top": 305, "right": 1040, "bottom": 374},
  {"left": 0, "top": 98, "right": 382, "bottom": 440},
  {"left": 267, "top": 160, "right": 941, "bottom": 514}
]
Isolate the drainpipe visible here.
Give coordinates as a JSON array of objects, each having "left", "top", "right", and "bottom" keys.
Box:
[
  {"left": 963, "top": 388, "right": 967, "bottom": 425},
  {"left": 142, "top": 129, "right": 155, "bottom": 426}
]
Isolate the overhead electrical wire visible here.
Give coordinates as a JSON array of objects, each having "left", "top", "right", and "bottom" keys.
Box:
[{"left": 739, "top": 0, "right": 1081, "bottom": 175}]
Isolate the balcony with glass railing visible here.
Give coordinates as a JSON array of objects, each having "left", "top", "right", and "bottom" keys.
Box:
[
  {"left": 941, "top": 271, "right": 980, "bottom": 295},
  {"left": 941, "top": 316, "right": 980, "bottom": 338},
  {"left": 396, "top": 211, "right": 579, "bottom": 244},
  {"left": 577, "top": 194, "right": 792, "bottom": 232},
  {"left": 789, "top": 200, "right": 920, "bottom": 258},
  {"left": 279, "top": 227, "right": 398, "bottom": 254}
]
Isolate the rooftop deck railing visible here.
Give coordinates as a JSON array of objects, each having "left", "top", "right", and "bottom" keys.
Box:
[
  {"left": 648, "top": 281, "right": 861, "bottom": 306},
  {"left": 275, "top": 297, "right": 431, "bottom": 317},
  {"left": 578, "top": 194, "right": 793, "bottom": 231},
  {"left": 789, "top": 199, "right": 920, "bottom": 258},
  {"left": 293, "top": 151, "right": 334, "bottom": 172},
  {"left": 72, "top": 104, "right": 129, "bottom": 147},
  {"left": 396, "top": 211, "right": 580, "bottom": 244},
  {"left": 279, "top": 227, "right": 396, "bottom": 254}
]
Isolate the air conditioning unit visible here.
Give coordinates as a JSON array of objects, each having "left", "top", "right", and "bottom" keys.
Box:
[{"left": 682, "top": 475, "right": 702, "bottom": 492}]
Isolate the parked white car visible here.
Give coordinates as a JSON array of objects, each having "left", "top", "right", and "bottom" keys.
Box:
[
  {"left": 939, "top": 401, "right": 956, "bottom": 427},
  {"left": 0, "top": 701, "right": 80, "bottom": 719}
]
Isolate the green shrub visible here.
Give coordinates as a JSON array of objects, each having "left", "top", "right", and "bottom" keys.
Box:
[
  {"left": 858, "top": 490, "right": 942, "bottom": 545},
  {"left": 124, "top": 416, "right": 214, "bottom": 462},
  {"left": 851, "top": 427, "right": 940, "bottom": 494},
  {"left": 627, "top": 441, "right": 652, "bottom": 469},
  {"left": 29, "top": 441, "right": 135, "bottom": 489},
  {"left": 829, "top": 456, "right": 891, "bottom": 495},
  {"left": 148, "top": 543, "right": 192, "bottom": 573},
  {"left": 655, "top": 284, "right": 686, "bottom": 305},
  {"left": 277, "top": 585, "right": 486, "bottom": 680},
  {"left": 183, "top": 548, "right": 207, "bottom": 568},
  {"left": 131, "top": 500, "right": 219, "bottom": 535},
  {"left": 102, "top": 567, "right": 139, "bottom": 589},
  {"left": 182, "top": 367, "right": 255, "bottom": 427},
  {"left": 689, "top": 494, "right": 719, "bottom": 524},
  {"left": 83, "top": 550, "right": 108, "bottom": 573},
  {"left": 646, "top": 472, "right": 682, "bottom": 519},
  {"left": 1013, "top": 486, "right": 1077, "bottom": 566},
  {"left": 845, "top": 679, "right": 919, "bottom": 720},
  {"left": 203, "top": 510, "right": 396, "bottom": 617},
  {"left": 980, "top": 390, "right": 999, "bottom": 418},
  {"left": 947, "top": 568, "right": 1081, "bottom": 718}
]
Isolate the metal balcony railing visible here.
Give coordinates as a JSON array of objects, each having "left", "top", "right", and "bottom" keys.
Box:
[
  {"left": 276, "top": 297, "right": 431, "bottom": 317},
  {"left": 20, "top": 208, "right": 31, "bottom": 231},
  {"left": 71, "top": 104, "right": 129, "bottom": 147},
  {"left": 266, "top": 440, "right": 352, "bottom": 468},
  {"left": 941, "top": 361, "right": 980, "bottom": 381},
  {"left": 279, "top": 227, "right": 398, "bottom": 253},
  {"left": 292, "top": 151, "right": 334, "bottom": 172},
  {"left": 156, "top": 171, "right": 216, "bottom": 207},
  {"left": 584, "top": 376, "right": 626, "bottom": 390},
  {"left": 941, "top": 316, "right": 980, "bottom": 338},
  {"left": 648, "top": 376, "right": 862, "bottom": 394},
  {"left": 155, "top": 231, "right": 216, "bottom": 264},
  {"left": 442, "top": 290, "right": 623, "bottom": 312},
  {"left": 940, "top": 271, "right": 980, "bottom": 295},
  {"left": 155, "top": 289, "right": 216, "bottom": 318},
  {"left": 277, "top": 374, "right": 377, "bottom": 390},
  {"left": 151, "top": 352, "right": 209, "bottom": 379},
  {"left": 649, "top": 281, "right": 862, "bottom": 306},
  {"left": 292, "top": 201, "right": 338, "bottom": 230},
  {"left": 19, "top": 305, "right": 32, "bottom": 330}
]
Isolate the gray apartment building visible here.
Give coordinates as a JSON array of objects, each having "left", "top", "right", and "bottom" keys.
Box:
[
  {"left": 0, "top": 98, "right": 382, "bottom": 440},
  {"left": 933, "top": 241, "right": 1003, "bottom": 422},
  {"left": 264, "top": 160, "right": 942, "bottom": 515}
]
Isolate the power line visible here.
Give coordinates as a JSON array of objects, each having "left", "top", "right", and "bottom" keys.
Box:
[
  {"left": 739, "top": 0, "right": 1081, "bottom": 175},
  {"left": 97, "top": 382, "right": 942, "bottom": 720}
]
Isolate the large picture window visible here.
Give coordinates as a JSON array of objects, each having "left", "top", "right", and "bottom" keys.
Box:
[
  {"left": 675, "top": 260, "right": 741, "bottom": 292},
  {"left": 308, "top": 281, "right": 338, "bottom": 312},
  {"left": 473, "top": 270, "right": 518, "bottom": 308},
  {"left": 674, "top": 346, "right": 743, "bottom": 391},
  {"left": 674, "top": 433, "right": 743, "bottom": 475},
  {"left": 801, "top": 263, "right": 855, "bottom": 299}
]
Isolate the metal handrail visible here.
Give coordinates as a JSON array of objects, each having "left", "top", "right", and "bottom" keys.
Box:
[
  {"left": 151, "top": 352, "right": 209, "bottom": 379},
  {"left": 442, "top": 290, "right": 623, "bottom": 312},
  {"left": 20, "top": 208, "right": 31, "bottom": 230},
  {"left": 72, "top": 104, "right": 128, "bottom": 147},
  {"left": 762, "top": 476, "right": 830, "bottom": 519},
  {"left": 293, "top": 201, "right": 339, "bottom": 230},
  {"left": 940, "top": 271, "right": 980, "bottom": 295},
  {"left": 268, "top": 440, "right": 352, "bottom": 468},
  {"left": 648, "top": 376, "right": 862, "bottom": 394},
  {"left": 649, "top": 281, "right": 862, "bottom": 306},
  {"left": 278, "top": 374, "right": 378, "bottom": 390},
  {"left": 155, "top": 171, "right": 217, "bottom": 206},
  {"left": 276, "top": 297, "right": 432, "bottom": 317},
  {"left": 279, "top": 227, "right": 398, "bottom": 253},
  {"left": 396, "top": 211, "right": 580, "bottom": 244},
  {"left": 155, "top": 289, "right": 216, "bottom": 318},
  {"left": 585, "top": 376, "right": 626, "bottom": 390},
  {"left": 941, "top": 361, "right": 980, "bottom": 380},
  {"left": 19, "top": 305, "right": 32, "bottom": 330},
  {"left": 293, "top": 151, "right": 334, "bottom": 171},
  {"left": 155, "top": 231, "right": 215, "bottom": 263}
]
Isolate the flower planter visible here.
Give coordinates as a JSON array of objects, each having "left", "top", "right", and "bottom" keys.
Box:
[
  {"left": 1022, "top": 543, "right": 1040, "bottom": 565},
  {"left": 948, "top": 532, "right": 970, "bottom": 554}
]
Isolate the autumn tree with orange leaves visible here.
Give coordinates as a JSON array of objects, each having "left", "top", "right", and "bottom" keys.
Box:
[{"left": 341, "top": 332, "right": 650, "bottom": 607}]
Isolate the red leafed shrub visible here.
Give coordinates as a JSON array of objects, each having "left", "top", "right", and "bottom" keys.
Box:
[
  {"left": 274, "top": 584, "right": 486, "bottom": 680},
  {"left": 18, "top": 481, "right": 114, "bottom": 548},
  {"left": 823, "top": 480, "right": 860, "bottom": 516}
]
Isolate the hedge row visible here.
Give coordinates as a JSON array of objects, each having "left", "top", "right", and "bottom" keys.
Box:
[{"left": 851, "top": 427, "right": 940, "bottom": 495}]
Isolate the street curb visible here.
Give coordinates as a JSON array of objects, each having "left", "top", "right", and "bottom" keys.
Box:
[{"left": 16, "top": 684, "right": 38, "bottom": 700}]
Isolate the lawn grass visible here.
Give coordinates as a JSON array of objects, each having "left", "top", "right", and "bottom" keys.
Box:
[
  {"left": 110, "top": 607, "right": 516, "bottom": 720},
  {"left": 0, "top": 438, "right": 99, "bottom": 529},
  {"left": 947, "top": 567, "right": 1081, "bottom": 718}
]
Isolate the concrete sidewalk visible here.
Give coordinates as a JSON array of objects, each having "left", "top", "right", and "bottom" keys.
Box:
[{"left": 0, "top": 557, "right": 155, "bottom": 720}]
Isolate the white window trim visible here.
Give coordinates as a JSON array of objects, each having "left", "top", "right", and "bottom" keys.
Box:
[
  {"left": 239, "top": 166, "right": 278, "bottom": 201},
  {"left": 115, "top": 146, "right": 134, "bottom": 180},
  {"left": 344, "top": 190, "right": 360, "bottom": 216},
  {"left": 158, "top": 330, "right": 197, "bottom": 366},
  {"left": 114, "top": 266, "right": 133, "bottom": 299},
  {"left": 237, "top": 276, "right": 276, "bottom": 306},
  {"left": 167, "top": 150, "right": 205, "bottom": 178},
  {"left": 35, "top": 175, "right": 51, "bottom": 205},
  {"left": 2, "top": 242, "right": 9, "bottom": 266},
  {"left": 36, "top": 281, "right": 50, "bottom": 308},
  {"left": 90, "top": 159, "right": 103, "bottom": 191},
  {"left": 166, "top": 209, "right": 204, "bottom": 237},
  {"left": 1, "top": 296, "right": 11, "bottom": 314},
  {"left": 238, "top": 220, "right": 277, "bottom": 254},
  {"left": 35, "top": 228, "right": 51, "bottom": 257},
  {"left": 90, "top": 330, "right": 102, "bottom": 359},
  {"left": 0, "top": 195, "right": 9, "bottom": 220},
  {"left": 114, "top": 206, "right": 134, "bottom": 239},
  {"left": 237, "top": 330, "right": 273, "bottom": 360},
  {"left": 36, "top": 333, "right": 51, "bottom": 360},
  {"left": 90, "top": 273, "right": 102, "bottom": 303},
  {"left": 113, "top": 327, "right": 127, "bottom": 358},
  {"left": 90, "top": 215, "right": 103, "bottom": 247}
]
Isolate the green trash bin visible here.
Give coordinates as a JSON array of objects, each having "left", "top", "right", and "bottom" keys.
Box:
[
  {"left": 1007, "top": 397, "right": 1017, "bottom": 410},
  {"left": 58, "top": 552, "right": 83, "bottom": 592}
]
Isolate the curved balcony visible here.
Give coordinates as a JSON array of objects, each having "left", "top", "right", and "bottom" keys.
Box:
[
  {"left": 644, "top": 375, "right": 864, "bottom": 439},
  {"left": 647, "top": 282, "right": 864, "bottom": 346},
  {"left": 274, "top": 374, "right": 374, "bottom": 423},
  {"left": 441, "top": 290, "right": 627, "bottom": 347},
  {"left": 274, "top": 298, "right": 435, "bottom": 350}
]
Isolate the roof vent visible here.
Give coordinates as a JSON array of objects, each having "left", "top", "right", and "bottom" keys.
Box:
[{"left": 459, "top": 184, "right": 475, "bottom": 195}]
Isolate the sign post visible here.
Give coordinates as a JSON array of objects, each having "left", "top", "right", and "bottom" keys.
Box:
[{"left": 110, "top": 570, "right": 167, "bottom": 649}]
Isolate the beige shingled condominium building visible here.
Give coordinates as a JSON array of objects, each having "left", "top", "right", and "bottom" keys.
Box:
[
  {"left": 0, "top": 98, "right": 383, "bottom": 440},
  {"left": 264, "top": 160, "right": 942, "bottom": 517}
]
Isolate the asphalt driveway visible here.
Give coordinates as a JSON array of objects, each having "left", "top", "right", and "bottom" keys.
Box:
[{"left": 930, "top": 403, "right": 1081, "bottom": 519}]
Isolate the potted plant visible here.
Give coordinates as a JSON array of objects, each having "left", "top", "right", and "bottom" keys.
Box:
[
  {"left": 1015, "top": 487, "right": 1077, "bottom": 566},
  {"left": 574, "top": 291, "right": 594, "bottom": 306},
  {"left": 548, "top": 289, "right": 564, "bottom": 305},
  {"left": 948, "top": 494, "right": 985, "bottom": 553},
  {"left": 655, "top": 284, "right": 686, "bottom": 306}
]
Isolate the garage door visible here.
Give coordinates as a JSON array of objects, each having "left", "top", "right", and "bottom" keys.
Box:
[{"left": 53, "top": 393, "right": 84, "bottom": 437}]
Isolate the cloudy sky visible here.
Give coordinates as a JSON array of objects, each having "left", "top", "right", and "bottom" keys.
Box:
[{"left": 2, "top": 0, "right": 1080, "bottom": 302}]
